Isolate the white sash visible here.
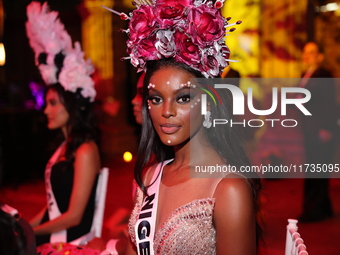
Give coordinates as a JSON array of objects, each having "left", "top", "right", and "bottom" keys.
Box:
[
  {"left": 1, "top": 204, "right": 18, "bottom": 216},
  {"left": 135, "top": 159, "right": 173, "bottom": 255},
  {"left": 44, "top": 142, "right": 67, "bottom": 243}
]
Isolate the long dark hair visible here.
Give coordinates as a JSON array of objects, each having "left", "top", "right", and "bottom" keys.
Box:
[
  {"left": 134, "top": 58, "right": 262, "bottom": 248},
  {"left": 44, "top": 84, "right": 99, "bottom": 164}
]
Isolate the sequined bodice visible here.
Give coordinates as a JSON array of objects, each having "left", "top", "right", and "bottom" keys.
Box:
[{"left": 128, "top": 177, "right": 217, "bottom": 255}]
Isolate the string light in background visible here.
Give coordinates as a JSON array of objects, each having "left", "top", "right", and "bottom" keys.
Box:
[
  {"left": 0, "top": 43, "right": 5, "bottom": 66},
  {"left": 123, "top": 151, "right": 133, "bottom": 163}
]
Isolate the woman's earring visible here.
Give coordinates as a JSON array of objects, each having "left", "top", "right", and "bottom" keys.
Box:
[{"left": 203, "top": 111, "right": 212, "bottom": 129}]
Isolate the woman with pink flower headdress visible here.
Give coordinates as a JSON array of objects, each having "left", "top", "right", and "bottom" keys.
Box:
[
  {"left": 25, "top": 2, "right": 101, "bottom": 250},
  {"left": 104, "top": 0, "right": 262, "bottom": 254}
]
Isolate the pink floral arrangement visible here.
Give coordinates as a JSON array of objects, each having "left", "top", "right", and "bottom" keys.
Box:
[
  {"left": 37, "top": 242, "right": 100, "bottom": 255},
  {"left": 58, "top": 42, "right": 96, "bottom": 101},
  {"left": 104, "top": 0, "right": 240, "bottom": 78},
  {"left": 26, "top": 2, "right": 96, "bottom": 102}
]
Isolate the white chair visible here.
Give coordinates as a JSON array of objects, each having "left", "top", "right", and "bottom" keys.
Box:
[
  {"left": 92, "top": 167, "right": 110, "bottom": 238},
  {"left": 72, "top": 167, "right": 109, "bottom": 245},
  {"left": 285, "top": 219, "right": 308, "bottom": 255}
]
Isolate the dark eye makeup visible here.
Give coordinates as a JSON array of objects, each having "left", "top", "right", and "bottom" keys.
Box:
[
  {"left": 176, "top": 92, "right": 196, "bottom": 104},
  {"left": 148, "top": 95, "right": 163, "bottom": 105},
  {"left": 148, "top": 92, "right": 197, "bottom": 105}
]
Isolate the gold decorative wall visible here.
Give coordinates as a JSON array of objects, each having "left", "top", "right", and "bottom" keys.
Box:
[
  {"left": 222, "top": 0, "right": 261, "bottom": 78},
  {"left": 80, "top": 0, "right": 138, "bottom": 159},
  {"left": 224, "top": 0, "right": 307, "bottom": 80},
  {"left": 81, "top": 0, "right": 114, "bottom": 81},
  {"left": 260, "top": 0, "right": 307, "bottom": 79},
  {"left": 222, "top": 0, "right": 262, "bottom": 102},
  {"left": 222, "top": 0, "right": 309, "bottom": 147}
]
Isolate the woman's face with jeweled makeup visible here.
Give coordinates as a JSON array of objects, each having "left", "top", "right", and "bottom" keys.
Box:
[{"left": 147, "top": 66, "right": 204, "bottom": 146}]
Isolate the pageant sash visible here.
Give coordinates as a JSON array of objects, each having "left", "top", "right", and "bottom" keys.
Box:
[
  {"left": 44, "top": 141, "right": 67, "bottom": 243},
  {"left": 1, "top": 204, "right": 18, "bottom": 216},
  {"left": 135, "top": 159, "right": 173, "bottom": 255}
]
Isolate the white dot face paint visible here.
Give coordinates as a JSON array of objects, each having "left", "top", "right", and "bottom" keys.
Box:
[
  {"left": 189, "top": 92, "right": 202, "bottom": 109},
  {"left": 148, "top": 83, "right": 156, "bottom": 89},
  {"left": 148, "top": 67, "right": 203, "bottom": 147}
]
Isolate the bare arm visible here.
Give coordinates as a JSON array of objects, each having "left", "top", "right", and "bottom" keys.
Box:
[
  {"left": 33, "top": 141, "right": 101, "bottom": 235},
  {"left": 29, "top": 205, "right": 47, "bottom": 227},
  {"left": 214, "top": 176, "right": 256, "bottom": 255}
]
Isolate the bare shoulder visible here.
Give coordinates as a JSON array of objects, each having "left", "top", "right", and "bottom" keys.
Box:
[
  {"left": 142, "top": 163, "right": 159, "bottom": 186},
  {"left": 213, "top": 175, "right": 253, "bottom": 208},
  {"left": 74, "top": 141, "right": 101, "bottom": 173},
  {"left": 214, "top": 174, "right": 252, "bottom": 198},
  {"left": 75, "top": 141, "right": 99, "bottom": 156}
]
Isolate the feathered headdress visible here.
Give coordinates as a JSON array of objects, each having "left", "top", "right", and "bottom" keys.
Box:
[
  {"left": 26, "top": 1, "right": 96, "bottom": 102},
  {"left": 103, "top": 0, "right": 240, "bottom": 78}
]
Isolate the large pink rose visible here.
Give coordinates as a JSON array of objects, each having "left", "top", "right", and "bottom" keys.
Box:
[
  {"left": 174, "top": 32, "right": 200, "bottom": 68},
  {"left": 37, "top": 242, "right": 100, "bottom": 255},
  {"left": 58, "top": 63, "right": 85, "bottom": 93},
  {"left": 129, "top": 38, "right": 158, "bottom": 59},
  {"left": 187, "top": 5, "right": 225, "bottom": 46},
  {"left": 129, "top": 5, "right": 157, "bottom": 43},
  {"left": 128, "top": 36, "right": 159, "bottom": 69},
  {"left": 155, "top": 0, "right": 188, "bottom": 29}
]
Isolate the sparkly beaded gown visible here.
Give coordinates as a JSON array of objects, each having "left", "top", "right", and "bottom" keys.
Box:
[{"left": 128, "top": 160, "right": 223, "bottom": 255}]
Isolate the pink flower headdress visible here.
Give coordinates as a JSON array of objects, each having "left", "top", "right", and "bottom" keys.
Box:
[
  {"left": 103, "top": 0, "right": 241, "bottom": 78},
  {"left": 26, "top": 1, "right": 96, "bottom": 102}
]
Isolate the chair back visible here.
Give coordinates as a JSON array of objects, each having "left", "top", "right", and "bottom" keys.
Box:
[
  {"left": 69, "top": 167, "right": 109, "bottom": 245},
  {"left": 285, "top": 219, "right": 308, "bottom": 255},
  {"left": 91, "top": 167, "right": 109, "bottom": 238}
]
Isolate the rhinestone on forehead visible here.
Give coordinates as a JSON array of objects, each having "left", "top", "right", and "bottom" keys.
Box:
[
  {"left": 191, "top": 97, "right": 202, "bottom": 108},
  {"left": 147, "top": 81, "right": 197, "bottom": 89},
  {"left": 147, "top": 83, "right": 156, "bottom": 89},
  {"left": 179, "top": 81, "right": 196, "bottom": 88}
]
